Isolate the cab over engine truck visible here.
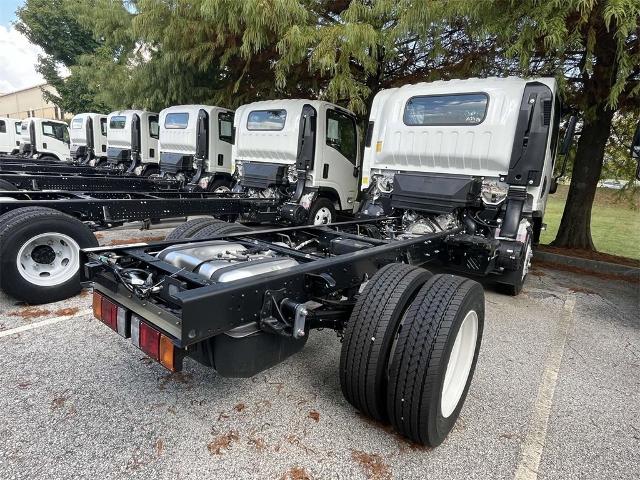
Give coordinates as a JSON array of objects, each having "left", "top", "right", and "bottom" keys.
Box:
[
  {"left": 18, "top": 117, "right": 71, "bottom": 162},
  {"left": 159, "top": 105, "right": 235, "bottom": 191},
  {"left": 233, "top": 100, "right": 360, "bottom": 225},
  {"left": 43, "top": 76, "right": 575, "bottom": 446},
  {"left": 69, "top": 113, "right": 108, "bottom": 165},
  {"left": 106, "top": 110, "right": 160, "bottom": 175},
  {"left": 0, "top": 117, "right": 22, "bottom": 155},
  {"left": 359, "top": 76, "right": 567, "bottom": 294}
]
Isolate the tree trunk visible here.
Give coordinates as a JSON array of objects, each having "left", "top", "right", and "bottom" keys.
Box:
[
  {"left": 552, "top": 7, "right": 618, "bottom": 250},
  {"left": 551, "top": 107, "right": 615, "bottom": 249}
]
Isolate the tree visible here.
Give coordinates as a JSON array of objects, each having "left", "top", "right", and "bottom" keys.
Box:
[
  {"left": 428, "top": 0, "right": 640, "bottom": 250},
  {"left": 14, "top": 0, "right": 109, "bottom": 114}
]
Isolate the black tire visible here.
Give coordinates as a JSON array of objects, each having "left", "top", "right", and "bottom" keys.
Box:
[
  {"left": 142, "top": 165, "right": 159, "bottom": 177},
  {"left": 207, "top": 178, "right": 232, "bottom": 192},
  {"left": 165, "top": 217, "right": 223, "bottom": 240},
  {"left": 0, "top": 207, "right": 98, "bottom": 304},
  {"left": 340, "top": 263, "right": 432, "bottom": 422},
  {"left": 387, "top": 274, "right": 484, "bottom": 447},
  {"left": 308, "top": 197, "right": 336, "bottom": 225},
  {"left": 191, "top": 221, "right": 252, "bottom": 239},
  {"left": 95, "top": 160, "right": 108, "bottom": 169},
  {"left": 0, "top": 179, "right": 18, "bottom": 191}
]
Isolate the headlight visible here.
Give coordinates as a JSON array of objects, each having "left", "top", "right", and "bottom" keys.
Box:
[{"left": 287, "top": 164, "right": 298, "bottom": 183}]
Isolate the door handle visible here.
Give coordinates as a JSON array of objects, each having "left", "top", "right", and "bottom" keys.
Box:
[
  {"left": 323, "top": 164, "right": 329, "bottom": 179},
  {"left": 43, "top": 142, "right": 47, "bottom": 149}
]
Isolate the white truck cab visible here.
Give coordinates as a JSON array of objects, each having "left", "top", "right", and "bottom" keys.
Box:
[
  {"left": 106, "top": 110, "right": 159, "bottom": 175},
  {"left": 159, "top": 105, "right": 234, "bottom": 190},
  {"left": 233, "top": 100, "right": 360, "bottom": 224},
  {"left": 18, "top": 117, "right": 71, "bottom": 161},
  {"left": 69, "top": 113, "right": 108, "bottom": 165},
  {"left": 361, "top": 77, "right": 565, "bottom": 293},
  {"left": 0, "top": 117, "right": 21, "bottom": 155}
]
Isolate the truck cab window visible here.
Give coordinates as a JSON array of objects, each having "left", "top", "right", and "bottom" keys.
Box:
[
  {"left": 110, "top": 116, "right": 126, "bottom": 129},
  {"left": 326, "top": 109, "right": 357, "bottom": 165},
  {"left": 219, "top": 112, "right": 234, "bottom": 143},
  {"left": 15, "top": 123, "right": 21, "bottom": 135},
  {"left": 247, "top": 110, "right": 286, "bottom": 131},
  {"left": 42, "top": 122, "right": 68, "bottom": 142},
  {"left": 404, "top": 93, "right": 488, "bottom": 126},
  {"left": 149, "top": 116, "right": 160, "bottom": 139},
  {"left": 0, "top": 120, "right": 5, "bottom": 133},
  {"left": 165, "top": 113, "right": 189, "bottom": 129},
  {"left": 100, "top": 118, "right": 107, "bottom": 136}
]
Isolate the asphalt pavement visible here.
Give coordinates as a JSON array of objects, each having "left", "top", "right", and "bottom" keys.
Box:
[{"left": 0, "top": 226, "right": 638, "bottom": 480}]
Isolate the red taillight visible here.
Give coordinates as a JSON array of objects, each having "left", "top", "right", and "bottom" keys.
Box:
[
  {"left": 139, "top": 321, "right": 160, "bottom": 361},
  {"left": 101, "top": 298, "right": 118, "bottom": 330}
]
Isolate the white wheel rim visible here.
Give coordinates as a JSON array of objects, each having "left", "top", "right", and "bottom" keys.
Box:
[
  {"left": 16, "top": 232, "right": 80, "bottom": 287},
  {"left": 441, "top": 310, "right": 478, "bottom": 418},
  {"left": 313, "top": 207, "right": 332, "bottom": 225},
  {"left": 522, "top": 240, "right": 533, "bottom": 280}
]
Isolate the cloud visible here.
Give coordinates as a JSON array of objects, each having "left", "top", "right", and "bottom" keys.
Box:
[{"left": 0, "top": 24, "right": 45, "bottom": 93}]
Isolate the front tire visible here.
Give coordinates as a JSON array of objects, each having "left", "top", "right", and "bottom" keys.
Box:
[
  {"left": 308, "top": 197, "right": 336, "bottom": 225},
  {"left": 387, "top": 274, "right": 484, "bottom": 446},
  {"left": 207, "top": 178, "right": 232, "bottom": 193},
  {"left": 191, "top": 221, "right": 252, "bottom": 239},
  {"left": 0, "top": 207, "right": 98, "bottom": 304},
  {"left": 0, "top": 179, "right": 18, "bottom": 191},
  {"left": 165, "top": 217, "right": 224, "bottom": 240}
]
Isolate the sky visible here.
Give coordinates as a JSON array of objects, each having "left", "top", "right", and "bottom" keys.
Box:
[{"left": 0, "top": 0, "right": 46, "bottom": 93}]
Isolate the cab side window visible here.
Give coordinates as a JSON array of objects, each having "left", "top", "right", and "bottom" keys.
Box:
[
  {"left": 0, "top": 120, "right": 6, "bottom": 134},
  {"left": 42, "top": 122, "right": 67, "bottom": 142},
  {"left": 218, "top": 111, "right": 234, "bottom": 143},
  {"left": 100, "top": 118, "right": 107, "bottom": 136},
  {"left": 326, "top": 109, "right": 357, "bottom": 165},
  {"left": 149, "top": 116, "right": 159, "bottom": 139}
]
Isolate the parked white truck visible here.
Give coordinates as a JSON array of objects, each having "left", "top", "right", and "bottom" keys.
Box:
[
  {"left": 106, "top": 110, "right": 159, "bottom": 175},
  {"left": 233, "top": 100, "right": 360, "bottom": 225},
  {"left": 0, "top": 117, "right": 21, "bottom": 155},
  {"left": 18, "top": 117, "right": 71, "bottom": 161},
  {"left": 69, "top": 113, "right": 108, "bottom": 165},
  {"left": 158, "top": 105, "right": 235, "bottom": 190},
  {"left": 359, "top": 76, "right": 567, "bottom": 294}
]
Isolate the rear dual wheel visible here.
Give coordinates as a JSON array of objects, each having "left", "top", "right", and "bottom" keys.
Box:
[
  {"left": 340, "top": 265, "right": 484, "bottom": 447},
  {"left": 0, "top": 207, "right": 98, "bottom": 304}
]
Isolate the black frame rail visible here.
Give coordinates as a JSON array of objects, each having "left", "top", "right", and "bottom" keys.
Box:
[
  {"left": 84, "top": 221, "right": 460, "bottom": 347},
  {"left": 0, "top": 172, "right": 180, "bottom": 191},
  {"left": 0, "top": 190, "right": 280, "bottom": 226}
]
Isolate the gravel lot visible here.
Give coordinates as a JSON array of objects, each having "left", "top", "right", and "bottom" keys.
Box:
[{"left": 0, "top": 226, "right": 638, "bottom": 480}]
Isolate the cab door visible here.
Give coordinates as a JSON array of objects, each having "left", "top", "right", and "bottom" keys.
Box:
[
  {"left": 315, "top": 106, "right": 359, "bottom": 211},
  {"left": 41, "top": 121, "right": 70, "bottom": 159}
]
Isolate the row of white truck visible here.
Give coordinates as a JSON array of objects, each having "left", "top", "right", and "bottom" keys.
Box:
[
  {"left": 2, "top": 77, "right": 562, "bottom": 230},
  {"left": 0, "top": 76, "right": 581, "bottom": 304}
]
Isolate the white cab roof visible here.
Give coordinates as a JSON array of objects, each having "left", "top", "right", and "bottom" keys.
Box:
[
  {"left": 234, "top": 99, "right": 349, "bottom": 165},
  {"left": 364, "top": 76, "right": 557, "bottom": 179}
]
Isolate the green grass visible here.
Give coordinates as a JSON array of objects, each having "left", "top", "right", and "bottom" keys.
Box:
[{"left": 540, "top": 185, "right": 640, "bottom": 260}]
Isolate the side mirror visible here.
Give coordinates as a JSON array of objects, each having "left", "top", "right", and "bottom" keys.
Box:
[{"left": 560, "top": 115, "right": 577, "bottom": 156}]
